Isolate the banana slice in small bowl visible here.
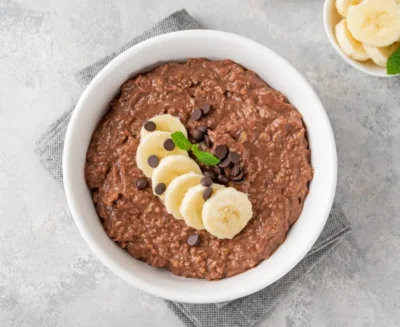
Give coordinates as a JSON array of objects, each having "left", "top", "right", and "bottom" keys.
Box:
[
  {"left": 335, "top": 19, "right": 369, "bottom": 61},
  {"left": 363, "top": 43, "right": 400, "bottom": 67},
  {"left": 347, "top": 0, "right": 400, "bottom": 48},
  {"left": 335, "top": 0, "right": 363, "bottom": 18}
]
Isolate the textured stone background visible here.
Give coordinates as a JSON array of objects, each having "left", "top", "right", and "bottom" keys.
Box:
[{"left": 1, "top": 0, "right": 400, "bottom": 326}]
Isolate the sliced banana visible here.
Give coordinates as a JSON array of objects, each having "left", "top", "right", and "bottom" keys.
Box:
[
  {"left": 335, "top": 19, "right": 370, "bottom": 61},
  {"left": 180, "top": 183, "right": 225, "bottom": 230},
  {"left": 363, "top": 42, "right": 400, "bottom": 66},
  {"left": 140, "top": 114, "right": 187, "bottom": 140},
  {"left": 335, "top": 0, "right": 363, "bottom": 17},
  {"left": 136, "top": 131, "right": 188, "bottom": 178},
  {"left": 202, "top": 188, "right": 253, "bottom": 239},
  {"left": 151, "top": 155, "right": 202, "bottom": 200},
  {"left": 164, "top": 172, "right": 203, "bottom": 220},
  {"left": 347, "top": 0, "right": 400, "bottom": 47}
]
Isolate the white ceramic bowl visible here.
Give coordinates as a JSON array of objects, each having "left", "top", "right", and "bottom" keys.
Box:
[
  {"left": 63, "top": 30, "right": 337, "bottom": 303},
  {"left": 323, "top": 0, "right": 394, "bottom": 77}
]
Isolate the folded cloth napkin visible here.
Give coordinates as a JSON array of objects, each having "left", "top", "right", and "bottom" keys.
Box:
[{"left": 34, "top": 9, "right": 351, "bottom": 327}]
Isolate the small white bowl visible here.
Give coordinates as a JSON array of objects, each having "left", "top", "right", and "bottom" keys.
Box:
[
  {"left": 323, "top": 0, "right": 394, "bottom": 77},
  {"left": 63, "top": 30, "right": 337, "bottom": 303}
]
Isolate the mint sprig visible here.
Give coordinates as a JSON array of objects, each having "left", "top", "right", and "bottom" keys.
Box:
[
  {"left": 171, "top": 131, "right": 192, "bottom": 151},
  {"left": 191, "top": 145, "right": 220, "bottom": 166},
  {"left": 171, "top": 131, "right": 220, "bottom": 166},
  {"left": 387, "top": 47, "right": 400, "bottom": 75}
]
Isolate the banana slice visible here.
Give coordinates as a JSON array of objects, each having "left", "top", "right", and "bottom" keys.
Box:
[
  {"left": 140, "top": 114, "right": 187, "bottom": 139},
  {"left": 363, "top": 42, "right": 400, "bottom": 66},
  {"left": 164, "top": 172, "right": 203, "bottom": 220},
  {"left": 180, "top": 183, "right": 225, "bottom": 230},
  {"left": 335, "top": 0, "right": 363, "bottom": 17},
  {"left": 136, "top": 131, "right": 188, "bottom": 178},
  {"left": 335, "top": 19, "right": 370, "bottom": 61},
  {"left": 202, "top": 188, "right": 253, "bottom": 239},
  {"left": 347, "top": 0, "right": 400, "bottom": 47},
  {"left": 151, "top": 155, "right": 202, "bottom": 200}
]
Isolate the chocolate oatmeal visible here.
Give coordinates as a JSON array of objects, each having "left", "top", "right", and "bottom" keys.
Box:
[{"left": 85, "top": 59, "right": 313, "bottom": 280}]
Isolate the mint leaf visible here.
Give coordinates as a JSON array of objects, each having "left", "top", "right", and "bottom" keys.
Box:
[
  {"left": 387, "top": 47, "right": 400, "bottom": 75},
  {"left": 171, "top": 131, "right": 220, "bottom": 165},
  {"left": 171, "top": 131, "right": 192, "bottom": 151},
  {"left": 192, "top": 145, "right": 220, "bottom": 166}
]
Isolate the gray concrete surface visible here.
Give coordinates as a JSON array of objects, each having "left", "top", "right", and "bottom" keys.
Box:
[{"left": 1, "top": 0, "right": 400, "bottom": 326}]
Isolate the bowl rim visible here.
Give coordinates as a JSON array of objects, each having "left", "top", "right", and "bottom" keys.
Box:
[
  {"left": 63, "top": 29, "right": 337, "bottom": 303},
  {"left": 323, "top": 0, "right": 397, "bottom": 78}
]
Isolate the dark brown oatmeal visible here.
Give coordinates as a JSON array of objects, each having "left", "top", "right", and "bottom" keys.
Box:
[{"left": 85, "top": 59, "right": 313, "bottom": 280}]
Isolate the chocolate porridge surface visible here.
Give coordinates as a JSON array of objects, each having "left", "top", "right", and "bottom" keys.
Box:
[{"left": 85, "top": 59, "right": 313, "bottom": 280}]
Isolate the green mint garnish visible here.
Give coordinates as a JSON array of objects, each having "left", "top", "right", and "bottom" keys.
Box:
[
  {"left": 170, "top": 131, "right": 220, "bottom": 166},
  {"left": 171, "top": 131, "right": 192, "bottom": 151},
  {"left": 387, "top": 47, "right": 400, "bottom": 75},
  {"left": 191, "top": 145, "right": 220, "bottom": 166}
]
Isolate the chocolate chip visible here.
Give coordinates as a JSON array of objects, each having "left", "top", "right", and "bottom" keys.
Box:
[
  {"left": 154, "top": 183, "right": 166, "bottom": 195},
  {"left": 230, "top": 164, "right": 240, "bottom": 177},
  {"left": 203, "top": 135, "right": 212, "bottom": 148},
  {"left": 192, "top": 129, "right": 204, "bottom": 143},
  {"left": 218, "top": 156, "right": 231, "bottom": 168},
  {"left": 201, "top": 103, "right": 212, "bottom": 115},
  {"left": 203, "top": 187, "right": 213, "bottom": 201},
  {"left": 198, "top": 125, "right": 208, "bottom": 133},
  {"left": 232, "top": 178, "right": 244, "bottom": 185},
  {"left": 215, "top": 145, "right": 228, "bottom": 160},
  {"left": 229, "top": 152, "right": 241, "bottom": 164},
  {"left": 212, "top": 166, "right": 222, "bottom": 175},
  {"left": 187, "top": 234, "right": 200, "bottom": 246},
  {"left": 204, "top": 169, "right": 217, "bottom": 180},
  {"left": 231, "top": 170, "right": 244, "bottom": 181},
  {"left": 191, "top": 109, "right": 203, "bottom": 121},
  {"left": 163, "top": 138, "right": 175, "bottom": 151},
  {"left": 201, "top": 176, "right": 213, "bottom": 187},
  {"left": 136, "top": 177, "right": 148, "bottom": 190},
  {"left": 144, "top": 121, "right": 156, "bottom": 132},
  {"left": 217, "top": 175, "right": 229, "bottom": 185},
  {"left": 147, "top": 155, "right": 159, "bottom": 168}
]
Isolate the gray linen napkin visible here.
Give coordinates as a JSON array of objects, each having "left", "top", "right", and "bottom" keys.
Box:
[{"left": 34, "top": 9, "right": 351, "bottom": 327}]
